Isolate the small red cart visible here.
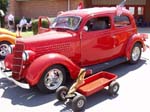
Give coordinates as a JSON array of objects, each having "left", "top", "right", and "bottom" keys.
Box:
[{"left": 56, "top": 69, "right": 120, "bottom": 111}]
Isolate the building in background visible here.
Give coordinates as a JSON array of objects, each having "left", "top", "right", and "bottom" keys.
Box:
[
  {"left": 88, "top": 0, "right": 150, "bottom": 25},
  {"left": 8, "top": 0, "right": 84, "bottom": 18},
  {"left": 8, "top": 0, "right": 150, "bottom": 23}
]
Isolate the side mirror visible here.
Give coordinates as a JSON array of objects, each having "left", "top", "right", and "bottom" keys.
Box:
[{"left": 83, "top": 26, "right": 88, "bottom": 32}]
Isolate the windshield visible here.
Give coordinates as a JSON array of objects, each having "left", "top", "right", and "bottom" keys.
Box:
[{"left": 51, "top": 16, "right": 81, "bottom": 30}]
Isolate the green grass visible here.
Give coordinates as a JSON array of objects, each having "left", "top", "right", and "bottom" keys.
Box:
[{"left": 21, "top": 31, "right": 33, "bottom": 37}]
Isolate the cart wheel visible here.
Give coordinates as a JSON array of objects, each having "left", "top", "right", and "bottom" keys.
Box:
[
  {"left": 56, "top": 86, "right": 68, "bottom": 101},
  {"left": 108, "top": 81, "right": 119, "bottom": 96},
  {"left": 72, "top": 94, "right": 86, "bottom": 112}
]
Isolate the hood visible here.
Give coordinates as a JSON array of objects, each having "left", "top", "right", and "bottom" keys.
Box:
[{"left": 16, "top": 30, "right": 77, "bottom": 50}]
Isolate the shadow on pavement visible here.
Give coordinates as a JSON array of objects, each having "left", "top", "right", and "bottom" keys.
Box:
[
  {"left": 54, "top": 88, "right": 118, "bottom": 112},
  {"left": 84, "top": 59, "right": 146, "bottom": 110},
  {"left": 53, "top": 58, "right": 147, "bottom": 111},
  {"left": 106, "top": 58, "right": 147, "bottom": 77},
  {"left": 138, "top": 27, "right": 150, "bottom": 33},
  {"left": 0, "top": 58, "right": 147, "bottom": 109},
  {"left": 0, "top": 78, "right": 55, "bottom": 107}
]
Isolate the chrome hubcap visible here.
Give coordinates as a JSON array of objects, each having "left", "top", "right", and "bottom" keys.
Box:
[
  {"left": 0, "top": 44, "right": 10, "bottom": 56},
  {"left": 44, "top": 68, "right": 63, "bottom": 90},
  {"left": 60, "top": 90, "right": 67, "bottom": 99},
  {"left": 132, "top": 46, "right": 140, "bottom": 61},
  {"left": 113, "top": 85, "right": 118, "bottom": 92},
  {"left": 77, "top": 99, "right": 84, "bottom": 108}
]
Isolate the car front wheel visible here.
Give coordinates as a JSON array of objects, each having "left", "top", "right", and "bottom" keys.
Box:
[
  {"left": 37, "top": 65, "right": 67, "bottom": 93},
  {"left": 129, "top": 43, "right": 142, "bottom": 64}
]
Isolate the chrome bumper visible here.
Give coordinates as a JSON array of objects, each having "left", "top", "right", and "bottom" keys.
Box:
[{"left": 0, "top": 61, "right": 30, "bottom": 89}]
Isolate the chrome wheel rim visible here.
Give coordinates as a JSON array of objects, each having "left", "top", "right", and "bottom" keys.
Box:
[
  {"left": 60, "top": 90, "right": 67, "bottom": 100},
  {"left": 132, "top": 46, "right": 140, "bottom": 61},
  {"left": 0, "top": 44, "right": 10, "bottom": 57},
  {"left": 113, "top": 85, "right": 119, "bottom": 92},
  {"left": 77, "top": 99, "right": 85, "bottom": 108},
  {"left": 44, "top": 68, "right": 63, "bottom": 90}
]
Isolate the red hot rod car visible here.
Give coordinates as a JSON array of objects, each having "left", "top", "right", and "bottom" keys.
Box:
[{"left": 1, "top": 7, "right": 148, "bottom": 93}]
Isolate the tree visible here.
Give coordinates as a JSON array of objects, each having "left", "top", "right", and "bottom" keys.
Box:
[{"left": 0, "top": 0, "right": 8, "bottom": 27}]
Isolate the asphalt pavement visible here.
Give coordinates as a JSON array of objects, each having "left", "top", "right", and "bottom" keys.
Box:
[{"left": 0, "top": 28, "right": 150, "bottom": 112}]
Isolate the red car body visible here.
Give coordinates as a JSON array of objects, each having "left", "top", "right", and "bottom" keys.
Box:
[{"left": 3, "top": 7, "right": 148, "bottom": 93}]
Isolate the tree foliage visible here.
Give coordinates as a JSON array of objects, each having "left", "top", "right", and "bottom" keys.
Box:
[
  {"left": 0, "top": 0, "right": 8, "bottom": 27},
  {"left": 0, "top": 0, "right": 8, "bottom": 13}
]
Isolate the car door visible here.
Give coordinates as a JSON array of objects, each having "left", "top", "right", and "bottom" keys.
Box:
[{"left": 81, "top": 15, "right": 117, "bottom": 66}]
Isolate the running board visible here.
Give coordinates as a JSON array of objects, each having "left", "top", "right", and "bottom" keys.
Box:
[{"left": 84, "top": 57, "right": 127, "bottom": 74}]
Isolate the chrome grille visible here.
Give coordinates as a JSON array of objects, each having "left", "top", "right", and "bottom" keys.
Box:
[
  {"left": 35, "top": 42, "right": 72, "bottom": 57},
  {"left": 12, "top": 43, "right": 24, "bottom": 79}
]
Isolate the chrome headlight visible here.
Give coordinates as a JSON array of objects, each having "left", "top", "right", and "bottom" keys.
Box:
[
  {"left": 22, "top": 51, "right": 29, "bottom": 61},
  {"left": 8, "top": 45, "right": 15, "bottom": 54}
]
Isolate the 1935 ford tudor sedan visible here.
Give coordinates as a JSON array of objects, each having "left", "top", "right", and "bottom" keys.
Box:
[{"left": 2, "top": 7, "right": 148, "bottom": 93}]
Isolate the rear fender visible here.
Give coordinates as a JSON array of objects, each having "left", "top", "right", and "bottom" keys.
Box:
[
  {"left": 25, "top": 53, "right": 80, "bottom": 86},
  {"left": 125, "top": 33, "right": 146, "bottom": 60}
]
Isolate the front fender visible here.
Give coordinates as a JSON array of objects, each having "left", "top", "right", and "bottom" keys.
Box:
[
  {"left": 0, "top": 28, "right": 16, "bottom": 37},
  {"left": 4, "top": 54, "right": 14, "bottom": 69},
  {"left": 25, "top": 53, "right": 80, "bottom": 86},
  {"left": 125, "top": 33, "right": 146, "bottom": 60}
]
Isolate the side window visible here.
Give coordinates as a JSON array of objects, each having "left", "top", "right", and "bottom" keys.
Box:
[
  {"left": 114, "top": 15, "right": 131, "bottom": 27},
  {"left": 85, "top": 16, "right": 111, "bottom": 31}
]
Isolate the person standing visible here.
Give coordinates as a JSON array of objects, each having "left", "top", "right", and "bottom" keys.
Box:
[
  {"left": 16, "top": 16, "right": 28, "bottom": 32},
  {"left": 7, "top": 13, "right": 15, "bottom": 31}
]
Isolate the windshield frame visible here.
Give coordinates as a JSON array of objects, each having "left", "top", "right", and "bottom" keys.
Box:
[{"left": 51, "top": 15, "right": 82, "bottom": 31}]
